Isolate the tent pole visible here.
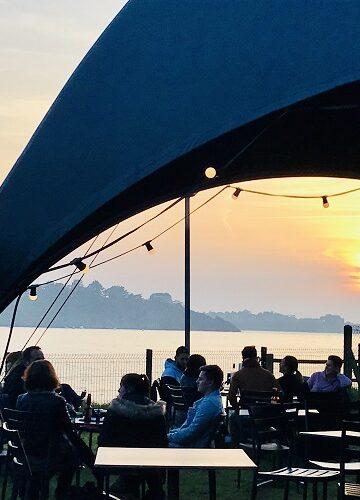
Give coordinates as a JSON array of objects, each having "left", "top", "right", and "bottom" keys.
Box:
[
  {"left": 185, "top": 196, "right": 190, "bottom": 351},
  {"left": 0, "top": 292, "right": 23, "bottom": 375}
]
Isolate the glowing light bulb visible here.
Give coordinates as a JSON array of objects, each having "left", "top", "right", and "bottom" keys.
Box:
[
  {"left": 232, "top": 188, "right": 242, "bottom": 200},
  {"left": 144, "top": 241, "right": 155, "bottom": 254},
  {"left": 29, "top": 286, "right": 38, "bottom": 301},
  {"left": 322, "top": 196, "right": 329, "bottom": 208},
  {"left": 204, "top": 167, "right": 217, "bottom": 179}
]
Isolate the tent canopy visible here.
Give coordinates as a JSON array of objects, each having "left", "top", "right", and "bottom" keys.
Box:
[{"left": 0, "top": 0, "right": 360, "bottom": 313}]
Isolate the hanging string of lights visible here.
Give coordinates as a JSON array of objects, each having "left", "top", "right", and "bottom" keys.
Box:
[{"left": 26, "top": 181, "right": 360, "bottom": 296}]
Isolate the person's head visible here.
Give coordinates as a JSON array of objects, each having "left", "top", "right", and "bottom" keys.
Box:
[
  {"left": 280, "top": 355, "right": 299, "bottom": 375},
  {"left": 185, "top": 354, "right": 207, "bottom": 378},
  {"left": 197, "top": 365, "right": 223, "bottom": 395},
  {"left": 325, "top": 355, "right": 343, "bottom": 377},
  {"left": 175, "top": 346, "right": 189, "bottom": 370},
  {"left": 23, "top": 360, "right": 60, "bottom": 392},
  {"left": 5, "top": 351, "right": 22, "bottom": 373},
  {"left": 242, "top": 346, "right": 257, "bottom": 361},
  {"left": 22, "top": 346, "right": 44, "bottom": 366},
  {"left": 118, "top": 373, "right": 150, "bottom": 399}
]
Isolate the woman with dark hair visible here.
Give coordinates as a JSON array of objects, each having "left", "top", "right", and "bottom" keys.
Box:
[
  {"left": 278, "top": 355, "right": 308, "bottom": 402},
  {"left": 180, "top": 354, "right": 206, "bottom": 407},
  {"left": 99, "top": 373, "right": 167, "bottom": 499},
  {"left": 16, "top": 360, "right": 94, "bottom": 499}
]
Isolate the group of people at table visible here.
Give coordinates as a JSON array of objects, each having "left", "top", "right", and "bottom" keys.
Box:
[{"left": 0, "top": 344, "right": 352, "bottom": 499}]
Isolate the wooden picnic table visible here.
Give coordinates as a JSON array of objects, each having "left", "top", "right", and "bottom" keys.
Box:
[{"left": 95, "top": 446, "right": 257, "bottom": 499}]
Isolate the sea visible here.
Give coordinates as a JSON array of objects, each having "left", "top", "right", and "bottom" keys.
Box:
[{"left": 0, "top": 327, "right": 347, "bottom": 403}]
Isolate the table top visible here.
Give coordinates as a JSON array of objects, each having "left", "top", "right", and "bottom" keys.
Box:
[
  {"left": 300, "top": 430, "right": 360, "bottom": 438},
  {"left": 74, "top": 417, "right": 104, "bottom": 426},
  {"left": 233, "top": 408, "right": 318, "bottom": 417},
  {"left": 95, "top": 447, "right": 257, "bottom": 470}
]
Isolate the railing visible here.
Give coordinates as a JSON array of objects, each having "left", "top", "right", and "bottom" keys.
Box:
[{"left": 47, "top": 346, "right": 346, "bottom": 404}]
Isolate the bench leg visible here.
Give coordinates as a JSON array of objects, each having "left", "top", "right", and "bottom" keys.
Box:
[
  {"left": 167, "top": 469, "right": 179, "bottom": 500},
  {"left": 208, "top": 470, "right": 216, "bottom": 500}
]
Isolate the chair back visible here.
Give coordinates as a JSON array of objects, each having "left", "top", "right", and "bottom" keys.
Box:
[
  {"left": 248, "top": 404, "right": 292, "bottom": 462},
  {"left": 2, "top": 421, "right": 32, "bottom": 478},
  {"left": 304, "top": 391, "right": 348, "bottom": 431},
  {"left": 240, "top": 390, "right": 273, "bottom": 408},
  {"left": 339, "top": 420, "right": 360, "bottom": 497}
]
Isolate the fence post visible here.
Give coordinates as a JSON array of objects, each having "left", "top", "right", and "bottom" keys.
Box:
[
  {"left": 146, "top": 349, "right": 153, "bottom": 384},
  {"left": 343, "top": 325, "right": 352, "bottom": 379},
  {"left": 260, "top": 347, "right": 267, "bottom": 369},
  {"left": 266, "top": 354, "right": 274, "bottom": 374},
  {"left": 358, "top": 343, "right": 360, "bottom": 367}
]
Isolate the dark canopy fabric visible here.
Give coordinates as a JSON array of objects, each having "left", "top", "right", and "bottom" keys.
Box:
[{"left": 0, "top": 0, "right": 360, "bottom": 313}]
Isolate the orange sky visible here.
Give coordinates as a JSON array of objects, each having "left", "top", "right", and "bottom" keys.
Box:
[{"left": 1, "top": 2, "right": 360, "bottom": 321}]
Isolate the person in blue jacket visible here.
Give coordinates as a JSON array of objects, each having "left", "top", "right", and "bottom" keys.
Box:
[
  {"left": 161, "top": 346, "right": 189, "bottom": 385},
  {"left": 168, "top": 365, "right": 224, "bottom": 448}
]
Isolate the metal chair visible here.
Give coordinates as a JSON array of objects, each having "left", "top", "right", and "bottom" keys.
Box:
[
  {"left": 246, "top": 404, "right": 339, "bottom": 499},
  {"left": 164, "top": 384, "right": 187, "bottom": 428},
  {"left": 308, "top": 420, "right": 360, "bottom": 499},
  {"left": 1, "top": 421, "right": 34, "bottom": 500}
]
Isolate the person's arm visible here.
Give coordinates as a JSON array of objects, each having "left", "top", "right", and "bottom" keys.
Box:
[
  {"left": 168, "top": 400, "right": 220, "bottom": 446},
  {"left": 307, "top": 373, "right": 315, "bottom": 391},
  {"left": 338, "top": 374, "right": 352, "bottom": 388},
  {"left": 228, "top": 373, "right": 240, "bottom": 410}
]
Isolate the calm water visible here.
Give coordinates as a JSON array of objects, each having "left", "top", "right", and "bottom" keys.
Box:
[
  {"left": 0, "top": 327, "right": 345, "bottom": 403},
  {"left": 0, "top": 327, "right": 344, "bottom": 356}
]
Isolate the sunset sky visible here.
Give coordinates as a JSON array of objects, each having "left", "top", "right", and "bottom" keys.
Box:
[{"left": 1, "top": 1, "right": 360, "bottom": 322}]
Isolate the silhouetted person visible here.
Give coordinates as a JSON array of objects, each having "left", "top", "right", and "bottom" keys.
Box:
[
  {"left": 278, "top": 355, "right": 308, "bottom": 402},
  {"left": 180, "top": 354, "right": 206, "bottom": 407},
  {"left": 161, "top": 346, "right": 189, "bottom": 385},
  {"left": 3, "top": 346, "right": 44, "bottom": 407},
  {"left": 17, "top": 360, "right": 95, "bottom": 499},
  {"left": 99, "top": 373, "right": 167, "bottom": 498},
  {"left": 229, "top": 346, "right": 278, "bottom": 445},
  {"left": 168, "top": 365, "right": 223, "bottom": 448},
  {"left": 308, "top": 355, "right": 351, "bottom": 392}
]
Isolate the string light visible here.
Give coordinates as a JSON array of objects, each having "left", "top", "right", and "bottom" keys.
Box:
[
  {"left": 29, "top": 286, "right": 38, "bottom": 301},
  {"left": 232, "top": 187, "right": 242, "bottom": 200},
  {"left": 30, "top": 183, "right": 360, "bottom": 288},
  {"left": 144, "top": 241, "right": 155, "bottom": 254},
  {"left": 204, "top": 167, "right": 217, "bottom": 179},
  {"left": 70, "top": 258, "right": 89, "bottom": 273}
]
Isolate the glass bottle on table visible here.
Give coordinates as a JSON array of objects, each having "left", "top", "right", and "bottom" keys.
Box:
[{"left": 84, "top": 393, "right": 92, "bottom": 422}]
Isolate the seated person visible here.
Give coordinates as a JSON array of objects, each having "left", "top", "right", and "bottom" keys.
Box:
[
  {"left": 228, "top": 346, "right": 278, "bottom": 445},
  {"left": 99, "top": 373, "right": 167, "bottom": 498},
  {"left": 161, "top": 346, "right": 189, "bottom": 386},
  {"left": 307, "top": 355, "right": 351, "bottom": 392},
  {"left": 17, "top": 360, "right": 94, "bottom": 499},
  {"left": 278, "top": 355, "right": 308, "bottom": 402},
  {"left": 180, "top": 354, "right": 206, "bottom": 407},
  {"left": 168, "top": 365, "right": 223, "bottom": 448},
  {"left": 228, "top": 346, "right": 278, "bottom": 410},
  {"left": 4, "top": 346, "right": 44, "bottom": 407}
]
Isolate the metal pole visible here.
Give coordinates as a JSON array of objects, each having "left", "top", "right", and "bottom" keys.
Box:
[
  {"left": 0, "top": 292, "right": 23, "bottom": 376},
  {"left": 185, "top": 196, "right": 190, "bottom": 351},
  {"left": 343, "top": 324, "right": 352, "bottom": 379},
  {"left": 146, "top": 349, "right": 153, "bottom": 385}
]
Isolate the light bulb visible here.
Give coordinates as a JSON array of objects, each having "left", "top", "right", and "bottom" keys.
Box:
[
  {"left": 204, "top": 167, "right": 217, "bottom": 179},
  {"left": 322, "top": 196, "right": 329, "bottom": 208},
  {"left": 29, "top": 286, "right": 38, "bottom": 301},
  {"left": 144, "top": 241, "right": 155, "bottom": 254},
  {"left": 71, "top": 258, "right": 88, "bottom": 273},
  {"left": 232, "top": 188, "right": 242, "bottom": 200}
]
